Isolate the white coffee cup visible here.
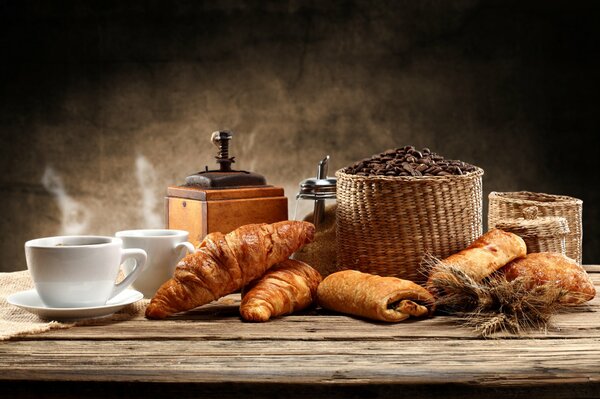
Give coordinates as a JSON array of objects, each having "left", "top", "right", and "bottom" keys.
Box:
[
  {"left": 115, "top": 229, "right": 196, "bottom": 298},
  {"left": 25, "top": 236, "right": 147, "bottom": 308}
]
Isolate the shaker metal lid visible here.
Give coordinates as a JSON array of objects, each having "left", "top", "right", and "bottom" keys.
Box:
[
  {"left": 297, "top": 155, "right": 337, "bottom": 199},
  {"left": 297, "top": 177, "right": 337, "bottom": 198}
]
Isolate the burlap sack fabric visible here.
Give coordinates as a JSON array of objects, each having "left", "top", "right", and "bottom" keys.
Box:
[{"left": 0, "top": 270, "right": 149, "bottom": 340}]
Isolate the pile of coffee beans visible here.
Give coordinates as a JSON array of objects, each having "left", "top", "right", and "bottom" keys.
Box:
[{"left": 343, "top": 146, "right": 478, "bottom": 177}]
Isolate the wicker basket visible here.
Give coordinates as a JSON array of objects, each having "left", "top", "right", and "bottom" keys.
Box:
[
  {"left": 336, "top": 168, "right": 484, "bottom": 283},
  {"left": 488, "top": 191, "right": 582, "bottom": 263},
  {"left": 494, "top": 206, "right": 569, "bottom": 255}
]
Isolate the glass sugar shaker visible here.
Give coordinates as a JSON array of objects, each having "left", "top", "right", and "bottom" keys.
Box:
[
  {"left": 294, "top": 156, "right": 337, "bottom": 227},
  {"left": 293, "top": 156, "right": 338, "bottom": 276}
]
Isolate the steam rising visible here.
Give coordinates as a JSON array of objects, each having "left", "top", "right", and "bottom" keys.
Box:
[
  {"left": 41, "top": 166, "right": 91, "bottom": 235},
  {"left": 135, "top": 154, "right": 162, "bottom": 228}
]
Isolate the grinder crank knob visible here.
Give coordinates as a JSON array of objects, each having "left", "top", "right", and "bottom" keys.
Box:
[{"left": 211, "top": 130, "right": 235, "bottom": 172}]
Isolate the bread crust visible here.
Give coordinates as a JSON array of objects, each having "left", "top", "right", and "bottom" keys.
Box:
[
  {"left": 240, "top": 259, "right": 322, "bottom": 322},
  {"left": 426, "top": 229, "right": 527, "bottom": 297},
  {"left": 317, "top": 270, "right": 434, "bottom": 322},
  {"left": 502, "top": 252, "right": 596, "bottom": 304},
  {"left": 145, "top": 221, "right": 315, "bottom": 319}
]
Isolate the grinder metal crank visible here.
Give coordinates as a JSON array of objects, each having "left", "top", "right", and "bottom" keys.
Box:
[
  {"left": 184, "top": 130, "right": 267, "bottom": 187},
  {"left": 166, "top": 130, "right": 288, "bottom": 245}
]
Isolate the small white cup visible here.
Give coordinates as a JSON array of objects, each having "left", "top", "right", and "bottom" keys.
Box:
[
  {"left": 115, "top": 229, "right": 196, "bottom": 298},
  {"left": 25, "top": 236, "right": 147, "bottom": 308}
]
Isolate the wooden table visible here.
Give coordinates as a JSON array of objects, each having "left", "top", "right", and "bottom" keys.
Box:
[{"left": 1, "top": 267, "right": 599, "bottom": 399}]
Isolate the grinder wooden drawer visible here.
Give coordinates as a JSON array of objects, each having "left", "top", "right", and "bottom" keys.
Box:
[{"left": 166, "top": 186, "right": 288, "bottom": 246}]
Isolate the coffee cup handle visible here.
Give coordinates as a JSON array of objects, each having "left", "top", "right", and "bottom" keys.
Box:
[
  {"left": 174, "top": 241, "right": 196, "bottom": 257},
  {"left": 111, "top": 248, "right": 147, "bottom": 299}
]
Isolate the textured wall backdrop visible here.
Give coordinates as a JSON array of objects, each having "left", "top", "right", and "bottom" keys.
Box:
[{"left": 1, "top": 0, "right": 599, "bottom": 271}]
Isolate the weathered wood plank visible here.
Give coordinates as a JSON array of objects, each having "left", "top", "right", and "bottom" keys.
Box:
[
  {"left": 1, "top": 265, "right": 599, "bottom": 399},
  {"left": 585, "top": 265, "right": 600, "bottom": 273},
  {"left": 28, "top": 272, "right": 600, "bottom": 341},
  {"left": 1, "top": 339, "right": 599, "bottom": 385},
  {"left": 25, "top": 307, "right": 600, "bottom": 341}
]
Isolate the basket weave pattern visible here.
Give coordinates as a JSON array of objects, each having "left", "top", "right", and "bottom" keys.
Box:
[
  {"left": 488, "top": 191, "right": 582, "bottom": 263},
  {"left": 336, "top": 168, "right": 484, "bottom": 283},
  {"left": 494, "top": 211, "right": 569, "bottom": 255}
]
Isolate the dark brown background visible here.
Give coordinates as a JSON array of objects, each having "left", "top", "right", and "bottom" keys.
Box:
[{"left": 1, "top": 0, "right": 599, "bottom": 272}]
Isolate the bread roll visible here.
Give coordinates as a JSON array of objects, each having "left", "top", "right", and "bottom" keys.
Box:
[
  {"left": 426, "top": 229, "right": 527, "bottom": 295},
  {"left": 502, "top": 252, "right": 595, "bottom": 305},
  {"left": 317, "top": 270, "right": 434, "bottom": 322},
  {"left": 240, "top": 259, "right": 322, "bottom": 322},
  {"left": 146, "top": 221, "right": 315, "bottom": 319}
]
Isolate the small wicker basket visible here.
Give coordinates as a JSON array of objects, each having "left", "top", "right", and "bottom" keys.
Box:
[
  {"left": 336, "top": 167, "right": 484, "bottom": 283},
  {"left": 488, "top": 191, "right": 582, "bottom": 263},
  {"left": 494, "top": 206, "right": 570, "bottom": 255}
]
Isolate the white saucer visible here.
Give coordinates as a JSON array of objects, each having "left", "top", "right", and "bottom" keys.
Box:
[{"left": 7, "top": 289, "right": 143, "bottom": 321}]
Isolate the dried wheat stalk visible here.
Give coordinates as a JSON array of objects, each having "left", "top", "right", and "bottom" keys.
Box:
[{"left": 423, "top": 256, "right": 579, "bottom": 338}]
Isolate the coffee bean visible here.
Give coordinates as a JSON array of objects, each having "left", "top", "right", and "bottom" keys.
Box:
[
  {"left": 344, "top": 147, "right": 477, "bottom": 177},
  {"left": 416, "top": 164, "right": 428, "bottom": 172}
]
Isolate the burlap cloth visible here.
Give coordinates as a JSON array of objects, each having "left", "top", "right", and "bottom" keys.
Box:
[{"left": 0, "top": 270, "right": 149, "bottom": 340}]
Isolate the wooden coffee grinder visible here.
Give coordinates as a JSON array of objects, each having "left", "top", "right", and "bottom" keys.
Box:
[{"left": 166, "top": 130, "right": 288, "bottom": 246}]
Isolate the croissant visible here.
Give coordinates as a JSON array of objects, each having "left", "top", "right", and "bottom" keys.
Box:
[
  {"left": 317, "top": 270, "right": 435, "bottom": 322},
  {"left": 240, "top": 259, "right": 322, "bottom": 322},
  {"left": 502, "top": 252, "right": 596, "bottom": 305},
  {"left": 426, "top": 229, "right": 526, "bottom": 295},
  {"left": 145, "top": 221, "right": 315, "bottom": 319}
]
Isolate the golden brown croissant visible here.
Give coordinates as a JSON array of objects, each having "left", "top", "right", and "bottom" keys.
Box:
[
  {"left": 317, "top": 270, "right": 435, "bottom": 322},
  {"left": 145, "top": 221, "right": 315, "bottom": 319},
  {"left": 502, "top": 252, "right": 596, "bottom": 305},
  {"left": 240, "top": 259, "right": 322, "bottom": 322},
  {"left": 426, "top": 229, "right": 527, "bottom": 295}
]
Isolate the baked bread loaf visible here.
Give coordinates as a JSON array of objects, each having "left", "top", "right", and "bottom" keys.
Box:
[
  {"left": 240, "top": 259, "right": 322, "bottom": 322},
  {"left": 317, "top": 270, "right": 434, "bottom": 322},
  {"left": 145, "top": 221, "right": 315, "bottom": 319},
  {"left": 502, "top": 252, "right": 595, "bottom": 305},
  {"left": 427, "top": 229, "right": 527, "bottom": 294}
]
